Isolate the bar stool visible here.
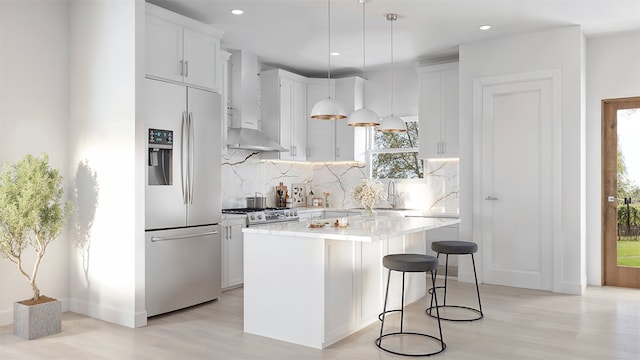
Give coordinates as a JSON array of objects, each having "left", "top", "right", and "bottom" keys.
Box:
[
  {"left": 426, "top": 241, "right": 483, "bottom": 321},
  {"left": 376, "top": 253, "right": 446, "bottom": 357}
]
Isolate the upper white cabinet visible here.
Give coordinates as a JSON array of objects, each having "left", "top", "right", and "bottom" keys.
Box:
[
  {"left": 417, "top": 62, "right": 459, "bottom": 158},
  {"left": 146, "top": 3, "right": 223, "bottom": 92},
  {"left": 307, "top": 79, "right": 336, "bottom": 161},
  {"left": 335, "top": 77, "right": 365, "bottom": 162},
  {"left": 307, "top": 77, "right": 365, "bottom": 162},
  {"left": 261, "top": 69, "right": 308, "bottom": 161}
]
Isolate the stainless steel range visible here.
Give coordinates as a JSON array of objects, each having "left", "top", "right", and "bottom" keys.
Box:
[{"left": 222, "top": 208, "right": 299, "bottom": 226}]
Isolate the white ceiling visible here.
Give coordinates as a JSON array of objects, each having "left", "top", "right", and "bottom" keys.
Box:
[{"left": 147, "top": 0, "right": 640, "bottom": 77}]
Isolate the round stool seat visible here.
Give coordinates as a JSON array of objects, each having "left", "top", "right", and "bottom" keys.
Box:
[
  {"left": 432, "top": 240, "right": 477, "bottom": 255},
  {"left": 383, "top": 254, "right": 438, "bottom": 273}
]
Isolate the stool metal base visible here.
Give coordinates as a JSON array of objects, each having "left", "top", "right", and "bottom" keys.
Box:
[
  {"left": 427, "top": 252, "right": 484, "bottom": 322},
  {"left": 376, "top": 266, "right": 446, "bottom": 357},
  {"left": 426, "top": 304, "right": 483, "bottom": 322},
  {"left": 376, "top": 332, "right": 447, "bottom": 357}
]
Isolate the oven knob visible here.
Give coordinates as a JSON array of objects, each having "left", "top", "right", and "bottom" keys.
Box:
[
  {"left": 249, "top": 214, "right": 255, "bottom": 221},
  {"left": 257, "top": 214, "right": 263, "bottom": 220},
  {"left": 292, "top": 209, "right": 297, "bottom": 216}
]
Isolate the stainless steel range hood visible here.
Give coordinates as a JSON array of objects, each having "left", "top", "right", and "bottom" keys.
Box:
[
  {"left": 226, "top": 49, "right": 287, "bottom": 152},
  {"left": 227, "top": 127, "right": 288, "bottom": 152}
]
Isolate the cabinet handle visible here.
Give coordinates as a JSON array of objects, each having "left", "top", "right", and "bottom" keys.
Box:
[
  {"left": 185, "top": 61, "right": 189, "bottom": 77},
  {"left": 442, "top": 142, "right": 445, "bottom": 154},
  {"left": 179, "top": 60, "right": 184, "bottom": 76},
  {"left": 336, "top": 147, "right": 340, "bottom": 158},
  {"left": 485, "top": 196, "right": 498, "bottom": 201},
  {"left": 437, "top": 142, "right": 441, "bottom": 154},
  {"left": 151, "top": 231, "right": 218, "bottom": 242}
]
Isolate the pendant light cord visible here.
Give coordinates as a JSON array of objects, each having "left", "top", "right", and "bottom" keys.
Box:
[
  {"left": 362, "top": 1, "right": 366, "bottom": 79},
  {"left": 389, "top": 14, "right": 395, "bottom": 116},
  {"left": 327, "top": 0, "right": 332, "bottom": 99}
]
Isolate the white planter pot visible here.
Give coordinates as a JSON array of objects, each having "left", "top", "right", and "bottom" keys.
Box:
[{"left": 13, "top": 298, "right": 62, "bottom": 340}]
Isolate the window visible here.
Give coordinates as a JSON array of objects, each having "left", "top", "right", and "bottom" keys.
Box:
[{"left": 369, "top": 116, "right": 423, "bottom": 179}]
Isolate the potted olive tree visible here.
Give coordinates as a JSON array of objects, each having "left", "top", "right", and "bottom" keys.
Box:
[{"left": 0, "top": 154, "right": 73, "bottom": 339}]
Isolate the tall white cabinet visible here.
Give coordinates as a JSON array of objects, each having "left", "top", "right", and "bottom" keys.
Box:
[
  {"left": 261, "top": 69, "right": 308, "bottom": 161},
  {"left": 417, "top": 62, "right": 459, "bottom": 158},
  {"left": 145, "top": 3, "right": 223, "bottom": 92}
]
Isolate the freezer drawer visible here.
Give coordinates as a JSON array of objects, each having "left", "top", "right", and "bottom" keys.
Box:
[{"left": 146, "top": 225, "right": 221, "bottom": 317}]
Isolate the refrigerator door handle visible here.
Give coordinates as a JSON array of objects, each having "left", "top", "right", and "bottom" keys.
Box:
[
  {"left": 188, "top": 112, "right": 195, "bottom": 204},
  {"left": 151, "top": 230, "right": 219, "bottom": 242},
  {"left": 181, "top": 111, "right": 188, "bottom": 204}
]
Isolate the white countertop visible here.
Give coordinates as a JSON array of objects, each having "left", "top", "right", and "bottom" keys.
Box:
[{"left": 243, "top": 214, "right": 460, "bottom": 242}]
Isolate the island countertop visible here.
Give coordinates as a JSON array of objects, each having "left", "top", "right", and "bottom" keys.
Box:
[
  {"left": 242, "top": 214, "right": 460, "bottom": 242},
  {"left": 243, "top": 213, "right": 461, "bottom": 349}
]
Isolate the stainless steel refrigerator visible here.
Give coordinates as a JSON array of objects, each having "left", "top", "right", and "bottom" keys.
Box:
[{"left": 144, "top": 78, "right": 222, "bottom": 317}]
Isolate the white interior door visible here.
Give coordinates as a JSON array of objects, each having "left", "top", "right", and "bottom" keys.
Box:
[{"left": 479, "top": 74, "right": 555, "bottom": 291}]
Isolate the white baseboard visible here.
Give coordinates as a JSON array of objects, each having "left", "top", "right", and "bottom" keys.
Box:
[
  {"left": 68, "top": 299, "right": 146, "bottom": 328},
  {"left": 557, "top": 281, "right": 585, "bottom": 295}
]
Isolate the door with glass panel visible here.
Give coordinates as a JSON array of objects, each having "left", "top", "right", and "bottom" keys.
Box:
[{"left": 603, "top": 97, "right": 640, "bottom": 288}]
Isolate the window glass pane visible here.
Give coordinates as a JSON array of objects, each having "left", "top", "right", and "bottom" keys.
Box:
[
  {"left": 616, "top": 108, "right": 640, "bottom": 267},
  {"left": 372, "top": 152, "right": 423, "bottom": 179}
]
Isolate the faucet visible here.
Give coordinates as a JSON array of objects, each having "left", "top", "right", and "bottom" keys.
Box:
[{"left": 388, "top": 180, "right": 397, "bottom": 209}]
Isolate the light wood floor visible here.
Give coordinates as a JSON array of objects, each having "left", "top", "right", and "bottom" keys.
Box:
[{"left": 1, "top": 282, "right": 639, "bottom": 359}]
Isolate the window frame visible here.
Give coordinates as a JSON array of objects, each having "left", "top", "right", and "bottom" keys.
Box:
[{"left": 367, "top": 115, "right": 422, "bottom": 179}]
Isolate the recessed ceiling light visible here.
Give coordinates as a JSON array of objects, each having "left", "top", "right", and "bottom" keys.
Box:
[
  {"left": 231, "top": 9, "right": 244, "bottom": 15},
  {"left": 331, "top": 52, "right": 340, "bottom": 56},
  {"left": 479, "top": 25, "right": 492, "bottom": 31}
]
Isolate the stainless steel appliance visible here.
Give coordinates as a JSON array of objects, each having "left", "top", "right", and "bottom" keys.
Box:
[
  {"left": 222, "top": 208, "right": 299, "bottom": 226},
  {"left": 145, "top": 78, "right": 222, "bottom": 317}
]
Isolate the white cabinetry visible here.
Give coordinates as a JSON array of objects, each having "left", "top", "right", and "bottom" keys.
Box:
[
  {"left": 222, "top": 217, "right": 246, "bottom": 290},
  {"left": 220, "top": 50, "right": 232, "bottom": 155},
  {"left": 261, "top": 69, "right": 308, "bottom": 161},
  {"left": 307, "top": 77, "right": 365, "bottom": 162},
  {"left": 306, "top": 79, "right": 336, "bottom": 161},
  {"left": 335, "top": 77, "right": 365, "bottom": 161},
  {"left": 417, "top": 62, "right": 459, "bottom": 158},
  {"left": 146, "top": 3, "right": 223, "bottom": 92}
]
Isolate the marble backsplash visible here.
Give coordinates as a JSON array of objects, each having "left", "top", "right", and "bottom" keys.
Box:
[{"left": 221, "top": 150, "right": 459, "bottom": 213}]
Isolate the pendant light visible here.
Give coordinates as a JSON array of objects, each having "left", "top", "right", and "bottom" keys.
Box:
[
  {"left": 310, "top": 0, "right": 347, "bottom": 120},
  {"left": 348, "top": 0, "right": 380, "bottom": 127},
  {"left": 377, "top": 13, "right": 406, "bottom": 133}
]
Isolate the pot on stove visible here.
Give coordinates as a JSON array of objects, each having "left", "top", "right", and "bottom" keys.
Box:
[{"left": 246, "top": 192, "right": 266, "bottom": 209}]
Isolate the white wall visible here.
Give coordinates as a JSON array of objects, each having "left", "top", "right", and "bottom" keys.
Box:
[
  {"left": 0, "top": 0, "right": 71, "bottom": 326},
  {"left": 586, "top": 31, "right": 640, "bottom": 285},
  {"left": 459, "top": 26, "right": 586, "bottom": 294},
  {"left": 68, "top": 0, "right": 145, "bottom": 328}
]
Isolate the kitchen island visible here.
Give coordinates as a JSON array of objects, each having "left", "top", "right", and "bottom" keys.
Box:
[{"left": 243, "top": 214, "right": 460, "bottom": 349}]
